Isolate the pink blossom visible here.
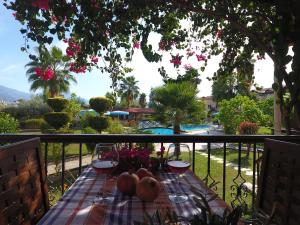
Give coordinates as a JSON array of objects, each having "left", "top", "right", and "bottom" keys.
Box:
[
  {"left": 32, "top": 0, "right": 49, "bottom": 10},
  {"left": 216, "top": 29, "right": 223, "bottom": 39},
  {"left": 70, "top": 63, "right": 87, "bottom": 73},
  {"left": 35, "top": 67, "right": 43, "bottom": 77},
  {"left": 51, "top": 15, "right": 58, "bottom": 23},
  {"left": 186, "top": 49, "right": 195, "bottom": 57},
  {"left": 12, "top": 12, "right": 17, "bottom": 18},
  {"left": 91, "top": 56, "right": 99, "bottom": 64},
  {"left": 44, "top": 68, "right": 54, "bottom": 80},
  {"left": 196, "top": 54, "right": 206, "bottom": 61},
  {"left": 159, "top": 40, "right": 168, "bottom": 51},
  {"left": 257, "top": 55, "right": 265, "bottom": 60},
  {"left": 170, "top": 54, "right": 182, "bottom": 66},
  {"left": 133, "top": 41, "right": 140, "bottom": 49},
  {"left": 184, "top": 64, "right": 193, "bottom": 70}
]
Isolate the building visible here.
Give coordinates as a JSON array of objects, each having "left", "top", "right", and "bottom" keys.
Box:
[
  {"left": 200, "top": 96, "right": 218, "bottom": 112},
  {"left": 124, "top": 108, "right": 155, "bottom": 121},
  {"left": 252, "top": 88, "right": 274, "bottom": 100}
]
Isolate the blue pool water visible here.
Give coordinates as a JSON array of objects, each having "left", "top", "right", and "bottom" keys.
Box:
[
  {"left": 141, "top": 124, "right": 211, "bottom": 135},
  {"left": 142, "top": 127, "right": 174, "bottom": 135}
]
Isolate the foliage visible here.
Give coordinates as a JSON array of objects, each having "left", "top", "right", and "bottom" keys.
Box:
[
  {"left": 25, "top": 46, "right": 77, "bottom": 98},
  {"left": 118, "top": 76, "right": 140, "bottom": 108},
  {"left": 47, "top": 97, "right": 69, "bottom": 112},
  {"left": 86, "top": 116, "right": 109, "bottom": 133},
  {"left": 65, "top": 93, "right": 82, "bottom": 117},
  {"left": 257, "top": 97, "right": 274, "bottom": 127},
  {"left": 82, "top": 127, "right": 98, "bottom": 153},
  {"left": 2, "top": 96, "right": 50, "bottom": 121},
  {"left": 138, "top": 93, "right": 147, "bottom": 108},
  {"left": 6, "top": 0, "right": 300, "bottom": 132},
  {"left": 217, "top": 95, "right": 267, "bottom": 134},
  {"left": 105, "top": 92, "right": 117, "bottom": 108},
  {"left": 105, "top": 119, "right": 124, "bottom": 134},
  {"left": 151, "top": 81, "right": 206, "bottom": 134},
  {"left": 0, "top": 112, "right": 18, "bottom": 133},
  {"left": 44, "top": 112, "right": 71, "bottom": 130},
  {"left": 239, "top": 122, "right": 259, "bottom": 135},
  {"left": 134, "top": 186, "right": 244, "bottom": 225},
  {"left": 20, "top": 118, "right": 46, "bottom": 130},
  {"left": 89, "top": 97, "right": 112, "bottom": 114}
]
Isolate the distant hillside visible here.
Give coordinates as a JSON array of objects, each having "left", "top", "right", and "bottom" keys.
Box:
[{"left": 0, "top": 85, "right": 31, "bottom": 102}]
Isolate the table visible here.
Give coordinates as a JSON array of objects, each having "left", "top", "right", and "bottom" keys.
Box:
[{"left": 38, "top": 167, "right": 229, "bottom": 225}]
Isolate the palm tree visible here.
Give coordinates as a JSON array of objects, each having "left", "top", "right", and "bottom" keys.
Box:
[
  {"left": 152, "top": 81, "right": 206, "bottom": 134},
  {"left": 25, "top": 46, "right": 77, "bottom": 98},
  {"left": 118, "top": 76, "right": 140, "bottom": 108}
]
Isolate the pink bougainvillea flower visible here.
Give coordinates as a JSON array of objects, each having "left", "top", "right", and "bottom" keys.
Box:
[
  {"left": 70, "top": 63, "right": 87, "bottom": 73},
  {"left": 257, "top": 55, "right": 265, "bottom": 60},
  {"left": 133, "top": 41, "right": 140, "bottom": 49},
  {"left": 196, "top": 54, "right": 206, "bottom": 61},
  {"left": 91, "top": 56, "right": 99, "bottom": 64},
  {"left": 170, "top": 54, "right": 182, "bottom": 66},
  {"left": 35, "top": 67, "right": 43, "bottom": 77},
  {"left": 186, "top": 49, "right": 195, "bottom": 57},
  {"left": 51, "top": 15, "right": 58, "bottom": 23},
  {"left": 171, "top": 40, "right": 176, "bottom": 46},
  {"left": 216, "top": 29, "right": 223, "bottom": 39},
  {"left": 184, "top": 64, "right": 193, "bottom": 70},
  {"left": 43, "top": 68, "right": 54, "bottom": 80},
  {"left": 12, "top": 12, "right": 17, "bottom": 18},
  {"left": 32, "top": 0, "right": 49, "bottom": 10}
]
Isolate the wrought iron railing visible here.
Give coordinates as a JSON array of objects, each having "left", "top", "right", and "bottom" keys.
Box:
[{"left": 1, "top": 134, "right": 300, "bottom": 213}]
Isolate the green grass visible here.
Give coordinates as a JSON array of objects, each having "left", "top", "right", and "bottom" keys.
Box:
[{"left": 257, "top": 126, "right": 272, "bottom": 135}]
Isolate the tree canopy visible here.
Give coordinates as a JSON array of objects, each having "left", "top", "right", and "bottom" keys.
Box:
[
  {"left": 4, "top": 0, "right": 300, "bottom": 132},
  {"left": 217, "top": 95, "right": 267, "bottom": 134},
  {"left": 151, "top": 81, "right": 206, "bottom": 134}
]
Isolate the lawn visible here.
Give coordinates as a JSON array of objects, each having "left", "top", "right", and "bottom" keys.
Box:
[{"left": 180, "top": 152, "right": 255, "bottom": 211}]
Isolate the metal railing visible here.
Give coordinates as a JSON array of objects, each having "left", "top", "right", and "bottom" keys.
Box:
[{"left": 1, "top": 134, "right": 300, "bottom": 213}]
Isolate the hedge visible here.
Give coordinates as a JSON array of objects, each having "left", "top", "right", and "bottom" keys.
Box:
[
  {"left": 89, "top": 97, "right": 112, "bottom": 114},
  {"left": 44, "top": 112, "right": 71, "bottom": 130},
  {"left": 47, "top": 97, "right": 69, "bottom": 112}
]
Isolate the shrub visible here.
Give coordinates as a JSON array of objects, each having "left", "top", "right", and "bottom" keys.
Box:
[
  {"left": 47, "top": 97, "right": 69, "bottom": 112},
  {"left": 82, "top": 127, "right": 98, "bottom": 153},
  {"left": 89, "top": 97, "right": 112, "bottom": 114},
  {"left": 20, "top": 118, "right": 46, "bottom": 129},
  {"left": 105, "top": 119, "right": 124, "bottom": 134},
  {"left": 0, "top": 112, "right": 18, "bottom": 133},
  {"left": 86, "top": 116, "right": 109, "bottom": 133},
  {"left": 2, "top": 97, "right": 51, "bottom": 120},
  {"left": 44, "top": 112, "right": 71, "bottom": 130},
  {"left": 239, "top": 122, "right": 259, "bottom": 135}
]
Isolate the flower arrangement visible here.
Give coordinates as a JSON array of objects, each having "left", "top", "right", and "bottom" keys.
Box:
[{"left": 117, "top": 146, "right": 151, "bottom": 173}]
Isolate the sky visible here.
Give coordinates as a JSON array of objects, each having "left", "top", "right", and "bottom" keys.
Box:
[{"left": 0, "top": 4, "right": 275, "bottom": 100}]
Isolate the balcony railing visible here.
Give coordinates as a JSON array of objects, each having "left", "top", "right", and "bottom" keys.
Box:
[{"left": 1, "top": 134, "right": 300, "bottom": 214}]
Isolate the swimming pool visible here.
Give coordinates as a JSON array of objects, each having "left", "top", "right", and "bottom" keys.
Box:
[
  {"left": 141, "top": 124, "right": 211, "bottom": 135},
  {"left": 141, "top": 127, "right": 174, "bottom": 135}
]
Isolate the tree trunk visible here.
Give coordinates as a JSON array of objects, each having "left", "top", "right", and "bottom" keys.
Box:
[
  {"left": 273, "top": 76, "right": 282, "bottom": 135},
  {"left": 173, "top": 122, "right": 181, "bottom": 160}
]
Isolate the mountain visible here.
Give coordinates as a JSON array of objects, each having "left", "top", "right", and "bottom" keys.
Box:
[{"left": 0, "top": 85, "right": 31, "bottom": 102}]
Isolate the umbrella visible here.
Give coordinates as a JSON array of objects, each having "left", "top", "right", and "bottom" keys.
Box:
[{"left": 105, "top": 111, "right": 129, "bottom": 117}]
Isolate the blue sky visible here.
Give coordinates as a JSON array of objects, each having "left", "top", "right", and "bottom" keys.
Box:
[{"left": 0, "top": 4, "right": 275, "bottom": 100}]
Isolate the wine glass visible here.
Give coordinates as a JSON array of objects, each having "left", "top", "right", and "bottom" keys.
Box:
[
  {"left": 92, "top": 143, "right": 119, "bottom": 204},
  {"left": 166, "top": 143, "right": 191, "bottom": 203}
]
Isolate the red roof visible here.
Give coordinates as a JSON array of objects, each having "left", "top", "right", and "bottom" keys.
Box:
[{"left": 124, "top": 108, "right": 155, "bottom": 114}]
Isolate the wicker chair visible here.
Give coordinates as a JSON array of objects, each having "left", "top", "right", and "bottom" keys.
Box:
[
  {"left": 257, "top": 138, "right": 300, "bottom": 225},
  {"left": 0, "top": 138, "right": 49, "bottom": 225}
]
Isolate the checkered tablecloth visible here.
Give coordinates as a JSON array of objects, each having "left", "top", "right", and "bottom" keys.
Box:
[{"left": 38, "top": 167, "right": 229, "bottom": 225}]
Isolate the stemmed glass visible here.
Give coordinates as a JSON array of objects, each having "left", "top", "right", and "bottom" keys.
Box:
[
  {"left": 92, "top": 143, "right": 119, "bottom": 204},
  {"left": 166, "top": 143, "right": 191, "bottom": 203}
]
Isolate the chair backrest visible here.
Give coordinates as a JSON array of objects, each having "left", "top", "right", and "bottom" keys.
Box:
[
  {"left": 0, "top": 138, "right": 49, "bottom": 225},
  {"left": 257, "top": 138, "right": 300, "bottom": 225}
]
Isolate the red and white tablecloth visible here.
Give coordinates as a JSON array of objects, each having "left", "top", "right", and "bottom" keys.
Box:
[{"left": 38, "top": 167, "right": 228, "bottom": 225}]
